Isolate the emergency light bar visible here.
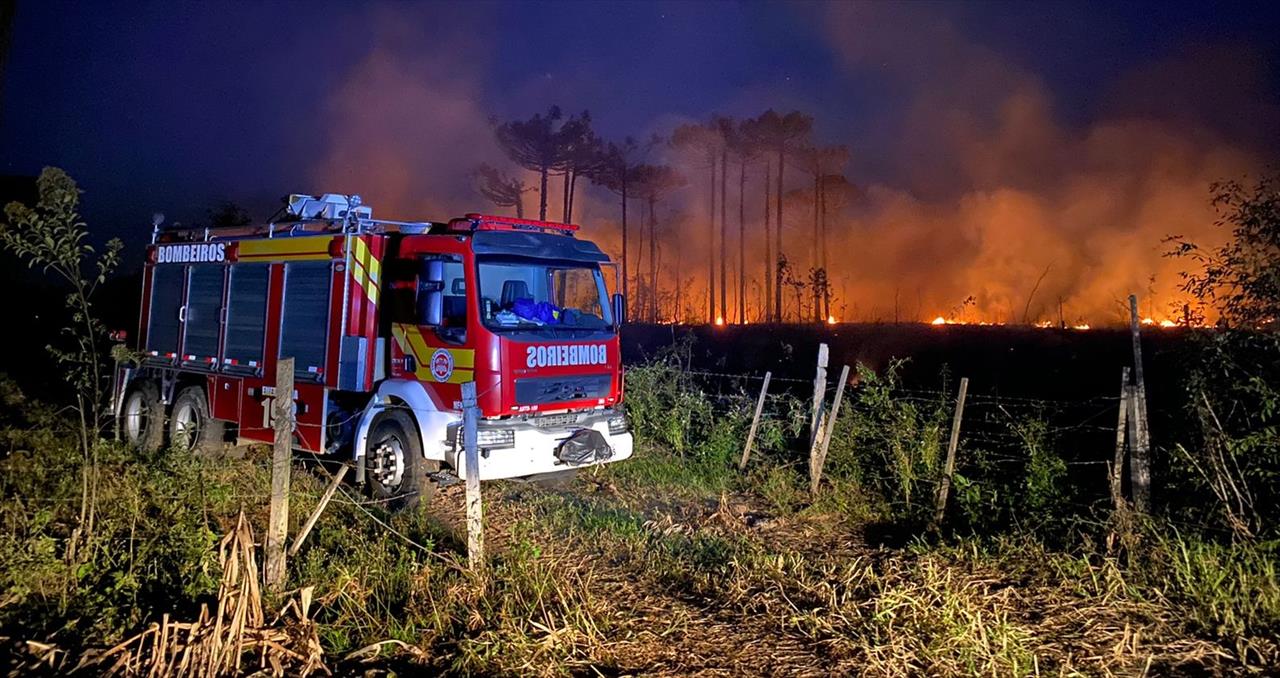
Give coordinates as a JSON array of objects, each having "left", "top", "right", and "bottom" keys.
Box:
[{"left": 450, "top": 213, "right": 580, "bottom": 236}]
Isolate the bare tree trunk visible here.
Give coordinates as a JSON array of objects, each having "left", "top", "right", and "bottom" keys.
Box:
[
  {"left": 567, "top": 170, "right": 578, "bottom": 223},
  {"left": 562, "top": 170, "right": 570, "bottom": 222},
  {"left": 775, "top": 149, "right": 784, "bottom": 322},
  {"left": 820, "top": 174, "right": 829, "bottom": 318},
  {"left": 708, "top": 158, "right": 717, "bottom": 323},
  {"left": 764, "top": 160, "right": 772, "bottom": 322},
  {"left": 738, "top": 159, "right": 746, "bottom": 324},
  {"left": 813, "top": 173, "right": 821, "bottom": 322},
  {"left": 820, "top": 175, "right": 828, "bottom": 270},
  {"left": 676, "top": 244, "right": 683, "bottom": 324},
  {"left": 719, "top": 149, "right": 728, "bottom": 322},
  {"left": 620, "top": 181, "right": 628, "bottom": 315},
  {"left": 649, "top": 193, "right": 658, "bottom": 322},
  {"left": 539, "top": 166, "right": 549, "bottom": 221}
]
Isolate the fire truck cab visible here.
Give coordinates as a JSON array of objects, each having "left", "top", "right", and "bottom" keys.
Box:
[{"left": 114, "top": 194, "right": 632, "bottom": 505}]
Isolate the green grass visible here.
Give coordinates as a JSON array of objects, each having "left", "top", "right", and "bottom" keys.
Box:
[{"left": 3, "top": 363, "right": 1280, "bottom": 674}]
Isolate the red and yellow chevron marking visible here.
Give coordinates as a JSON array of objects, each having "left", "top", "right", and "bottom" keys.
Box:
[
  {"left": 349, "top": 236, "right": 381, "bottom": 306},
  {"left": 391, "top": 323, "right": 475, "bottom": 384},
  {"left": 237, "top": 235, "right": 333, "bottom": 261}
]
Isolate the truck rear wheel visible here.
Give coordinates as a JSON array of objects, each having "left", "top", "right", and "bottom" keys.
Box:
[
  {"left": 366, "top": 409, "right": 437, "bottom": 511},
  {"left": 169, "top": 386, "right": 226, "bottom": 457},
  {"left": 121, "top": 381, "right": 164, "bottom": 453}
]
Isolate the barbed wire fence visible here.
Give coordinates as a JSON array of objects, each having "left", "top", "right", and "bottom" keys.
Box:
[{"left": 670, "top": 363, "right": 1132, "bottom": 524}]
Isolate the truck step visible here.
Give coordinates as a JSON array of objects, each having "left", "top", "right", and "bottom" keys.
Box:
[{"left": 429, "top": 470, "right": 461, "bottom": 488}]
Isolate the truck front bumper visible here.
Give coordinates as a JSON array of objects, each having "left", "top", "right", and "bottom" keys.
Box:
[{"left": 446, "top": 412, "right": 634, "bottom": 481}]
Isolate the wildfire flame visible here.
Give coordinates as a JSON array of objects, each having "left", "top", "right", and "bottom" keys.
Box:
[
  {"left": 925, "top": 315, "right": 1185, "bottom": 330},
  {"left": 827, "top": 315, "right": 837, "bottom": 325},
  {"left": 714, "top": 316, "right": 725, "bottom": 327}
]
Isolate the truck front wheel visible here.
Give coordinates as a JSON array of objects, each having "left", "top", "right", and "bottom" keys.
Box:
[
  {"left": 366, "top": 409, "right": 437, "bottom": 511},
  {"left": 121, "top": 381, "right": 164, "bottom": 453},
  {"left": 169, "top": 386, "right": 226, "bottom": 457}
]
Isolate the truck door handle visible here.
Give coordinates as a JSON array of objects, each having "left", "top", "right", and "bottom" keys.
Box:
[{"left": 178, "top": 305, "right": 187, "bottom": 322}]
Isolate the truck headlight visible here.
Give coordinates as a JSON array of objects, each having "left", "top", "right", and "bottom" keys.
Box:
[
  {"left": 453, "top": 426, "right": 516, "bottom": 450},
  {"left": 477, "top": 428, "right": 515, "bottom": 449},
  {"left": 608, "top": 416, "right": 629, "bottom": 436}
]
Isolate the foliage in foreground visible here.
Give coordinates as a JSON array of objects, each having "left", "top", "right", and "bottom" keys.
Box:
[{"left": 0, "top": 383, "right": 622, "bottom": 675}]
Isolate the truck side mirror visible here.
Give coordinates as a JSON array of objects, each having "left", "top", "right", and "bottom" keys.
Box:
[
  {"left": 611, "top": 292, "right": 626, "bottom": 328},
  {"left": 417, "top": 258, "right": 445, "bottom": 326}
]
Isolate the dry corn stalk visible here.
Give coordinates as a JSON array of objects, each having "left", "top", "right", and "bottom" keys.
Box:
[{"left": 74, "top": 511, "right": 328, "bottom": 677}]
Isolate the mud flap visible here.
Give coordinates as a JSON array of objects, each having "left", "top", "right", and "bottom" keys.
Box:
[{"left": 556, "top": 429, "right": 614, "bottom": 466}]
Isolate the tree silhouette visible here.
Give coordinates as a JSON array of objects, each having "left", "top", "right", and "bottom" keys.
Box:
[
  {"left": 743, "top": 110, "right": 813, "bottom": 321},
  {"left": 556, "top": 112, "right": 603, "bottom": 223},
  {"left": 671, "top": 121, "right": 724, "bottom": 323},
  {"left": 712, "top": 115, "right": 734, "bottom": 322},
  {"left": 205, "top": 201, "right": 252, "bottom": 228},
  {"left": 592, "top": 135, "right": 660, "bottom": 315},
  {"left": 471, "top": 163, "right": 530, "bottom": 217},
  {"left": 797, "top": 145, "right": 849, "bottom": 319},
  {"left": 726, "top": 120, "right": 760, "bottom": 323},
  {"left": 493, "top": 106, "right": 591, "bottom": 221},
  {"left": 632, "top": 163, "right": 685, "bottom": 321}
]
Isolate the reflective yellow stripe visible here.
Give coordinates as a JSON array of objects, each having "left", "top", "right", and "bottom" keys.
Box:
[
  {"left": 355, "top": 237, "right": 380, "bottom": 286},
  {"left": 351, "top": 237, "right": 379, "bottom": 305},
  {"left": 238, "top": 235, "right": 332, "bottom": 260},
  {"left": 391, "top": 324, "right": 477, "bottom": 380},
  {"left": 440, "top": 368, "right": 474, "bottom": 384},
  {"left": 350, "top": 255, "right": 366, "bottom": 286}
]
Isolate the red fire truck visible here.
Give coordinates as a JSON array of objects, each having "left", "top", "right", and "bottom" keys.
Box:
[{"left": 113, "top": 194, "right": 632, "bottom": 506}]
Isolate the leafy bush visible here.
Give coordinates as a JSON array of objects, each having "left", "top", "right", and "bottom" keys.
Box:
[{"left": 824, "top": 362, "right": 949, "bottom": 522}]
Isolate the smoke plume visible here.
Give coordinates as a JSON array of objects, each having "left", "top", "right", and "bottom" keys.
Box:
[{"left": 312, "top": 3, "right": 1273, "bottom": 326}]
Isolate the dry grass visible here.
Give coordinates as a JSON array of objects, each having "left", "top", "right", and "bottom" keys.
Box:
[
  {"left": 510, "top": 477, "right": 1274, "bottom": 676},
  {"left": 13, "top": 512, "right": 326, "bottom": 676}
]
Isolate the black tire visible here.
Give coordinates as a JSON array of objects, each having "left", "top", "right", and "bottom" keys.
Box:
[
  {"left": 169, "top": 386, "right": 226, "bottom": 457},
  {"left": 120, "top": 381, "right": 165, "bottom": 453},
  {"left": 365, "top": 409, "right": 438, "bottom": 511}
]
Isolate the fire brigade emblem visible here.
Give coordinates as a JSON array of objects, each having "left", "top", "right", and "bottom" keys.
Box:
[{"left": 430, "top": 348, "right": 454, "bottom": 382}]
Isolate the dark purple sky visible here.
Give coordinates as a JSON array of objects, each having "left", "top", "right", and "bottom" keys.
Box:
[{"left": 3, "top": 1, "right": 1278, "bottom": 255}]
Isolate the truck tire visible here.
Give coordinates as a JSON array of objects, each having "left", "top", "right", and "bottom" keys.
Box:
[
  {"left": 169, "top": 386, "right": 226, "bottom": 457},
  {"left": 120, "top": 381, "right": 165, "bottom": 453},
  {"left": 366, "top": 409, "right": 438, "bottom": 511}
]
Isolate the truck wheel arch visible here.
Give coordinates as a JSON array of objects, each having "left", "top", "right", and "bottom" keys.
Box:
[{"left": 353, "top": 380, "right": 454, "bottom": 466}]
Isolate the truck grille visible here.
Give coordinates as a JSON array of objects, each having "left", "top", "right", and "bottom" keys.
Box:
[
  {"left": 530, "top": 412, "right": 582, "bottom": 428},
  {"left": 514, "top": 374, "right": 612, "bottom": 406}
]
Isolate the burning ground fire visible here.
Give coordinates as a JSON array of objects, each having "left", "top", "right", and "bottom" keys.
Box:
[{"left": 929, "top": 316, "right": 1184, "bottom": 330}]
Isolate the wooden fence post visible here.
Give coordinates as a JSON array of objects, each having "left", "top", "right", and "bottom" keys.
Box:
[
  {"left": 810, "top": 365, "right": 851, "bottom": 495},
  {"left": 289, "top": 464, "right": 349, "bottom": 557},
  {"left": 1110, "top": 367, "right": 1130, "bottom": 512},
  {"left": 1127, "top": 295, "right": 1152, "bottom": 513},
  {"left": 738, "top": 372, "right": 772, "bottom": 471},
  {"left": 809, "top": 344, "right": 829, "bottom": 442},
  {"left": 932, "top": 377, "right": 969, "bottom": 527},
  {"left": 807, "top": 344, "right": 830, "bottom": 491},
  {"left": 265, "top": 357, "right": 294, "bottom": 592},
  {"left": 461, "top": 381, "right": 485, "bottom": 571}
]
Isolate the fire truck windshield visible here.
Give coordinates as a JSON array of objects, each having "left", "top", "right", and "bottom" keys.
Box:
[{"left": 477, "top": 257, "right": 613, "bottom": 333}]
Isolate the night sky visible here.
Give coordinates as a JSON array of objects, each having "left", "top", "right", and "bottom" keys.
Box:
[{"left": 3, "top": 1, "right": 1280, "bottom": 268}]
